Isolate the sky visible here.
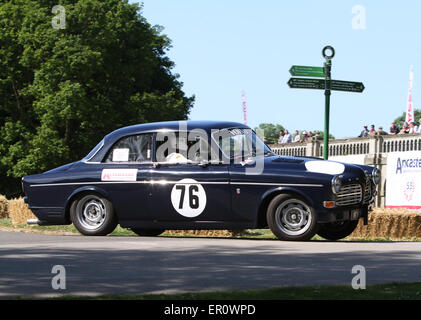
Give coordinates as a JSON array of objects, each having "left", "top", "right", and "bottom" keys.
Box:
[{"left": 130, "top": 0, "right": 421, "bottom": 139}]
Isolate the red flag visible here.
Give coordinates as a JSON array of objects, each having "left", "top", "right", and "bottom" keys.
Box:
[
  {"left": 241, "top": 91, "right": 247, "bottom": 125},
  {"left": 406, "top": 66, "right": 414, "bottom": 124}
]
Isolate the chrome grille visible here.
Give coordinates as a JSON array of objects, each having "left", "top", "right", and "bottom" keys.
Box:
[
  {"left": 363, "top": 178, "right": 372, "bottom": 203},
  {"left": 336, "top": 183, "right": 362, "bottom": 206}
]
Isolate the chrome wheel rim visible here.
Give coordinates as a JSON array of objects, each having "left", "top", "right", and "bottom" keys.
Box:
[
  {"left": 275, "top": 199, "right": 312, "bottom": 236},
  {"left": 77, "top": 196, "right": 106, "bottom": 230}
]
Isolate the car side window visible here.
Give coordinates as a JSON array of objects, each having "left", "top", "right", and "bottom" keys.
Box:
[
  {"left": 155, "top": 132, "right": 209, "bottom": 164},
  {"left": 105, "top": 134, "right": 153, "bottom": 163}
]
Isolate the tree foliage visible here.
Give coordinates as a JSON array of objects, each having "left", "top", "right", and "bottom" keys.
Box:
[
  {"left": 254, "top": 123, "right": 285, "bottom": 144},
  {"left": 0, "top": 0, "right": 194, "bottom": 197},
  {"left": 393, "top": 109, "right": 421, "bottom": 127}
]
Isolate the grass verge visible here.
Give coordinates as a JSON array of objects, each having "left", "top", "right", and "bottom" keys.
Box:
[
  {"left": 0, "top": 218, "right": 135, "bottom": 236},
  {"left": 43, "top": 282, "right": 421, "bottom": 300},
  {"left": 2, "top": 218, "right": 421, "bottom": 241}
]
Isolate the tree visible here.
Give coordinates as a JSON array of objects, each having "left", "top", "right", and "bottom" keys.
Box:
[
  {"left": 0, "top": 0, "right": 194, "bottom": 197},
  {"left": 393, "top": 109, "right": 421, "bottom": 127},
  {"left": 254, "top": 123, "right": 285, "bottom": 144}
]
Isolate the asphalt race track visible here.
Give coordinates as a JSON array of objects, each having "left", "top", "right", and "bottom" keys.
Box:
[{"left": 1, "top": 231, "right": 421, "bottom": 298}]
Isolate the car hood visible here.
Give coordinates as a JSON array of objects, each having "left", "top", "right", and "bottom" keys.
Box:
[{"left": 264, "top": 156, "right": 368, "bottom": 179}]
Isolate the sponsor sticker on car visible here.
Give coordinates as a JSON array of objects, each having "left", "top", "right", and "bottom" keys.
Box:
[{"left": 101, "top": 169, "right": 138, "bottom": 181}]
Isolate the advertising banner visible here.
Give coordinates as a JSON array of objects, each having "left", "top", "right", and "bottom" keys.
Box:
[{"left": 386, "top": 151, "right": 421, "bottom": 210}]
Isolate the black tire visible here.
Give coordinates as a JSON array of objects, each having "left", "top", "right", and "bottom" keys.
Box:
[
  {"left": 317, "top": 220, "right": 359, "bottom": 241},
  {"left": 70, "top": 193, "right": 118, "bottom": 236},
  {"left": 267, "top": 194, "right": 318, "bottom": 241},
  {"left": 131, "top": 229, "right": 165, "bottom": 237}
]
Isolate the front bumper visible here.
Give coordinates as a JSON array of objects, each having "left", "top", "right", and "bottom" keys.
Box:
[{"left": 318, "top": 204, "right": 371, "bottom": 224}]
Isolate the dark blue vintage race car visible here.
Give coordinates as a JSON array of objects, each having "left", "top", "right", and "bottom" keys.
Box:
[{"left": 22, "top": 120, "right": 379, "bottom": 241}]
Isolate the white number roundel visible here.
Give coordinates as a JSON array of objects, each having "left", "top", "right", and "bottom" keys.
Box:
[{"left": 171, "top": 179, "right": 207, "bottom": 218}]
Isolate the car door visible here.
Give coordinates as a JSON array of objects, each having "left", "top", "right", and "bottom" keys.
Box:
[
  {"left": 147, "top": 131, "right": 231, "bottom": 222},
  {"left": 98, "top": 133, "right": 154, "bottom": 223},
  {"left": 218, "top": 127, "right": 268, "bottom": 224}
]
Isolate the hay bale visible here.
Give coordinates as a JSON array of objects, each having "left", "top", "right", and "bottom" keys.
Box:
[
  {"left": 8, "top": 197, "right": 36, "bottom": 225},
  {"left": 350, "top": 208, "right": 421, "bottom": 239},
  {"left": 0, "top": 195, "right": 8, "bottom": 218},
  {"left": 165, "top": 230, "right": 236, "bottom": 237}
]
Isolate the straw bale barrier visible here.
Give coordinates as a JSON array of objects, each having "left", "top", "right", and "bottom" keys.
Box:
[
  {"left": 164, "top": 229, "right": 245, "bottom": 237},
  {"left": 0, "top": 195, "right": 8, "bottom": 219},
  {"left": 7, "top": 197, "right": 37, "bottom": 225},
  {"left": 349, "top": 208, "right": 421, "bottom": 239}
]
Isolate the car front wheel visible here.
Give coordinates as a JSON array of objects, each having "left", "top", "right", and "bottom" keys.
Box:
[
  {"left": 70, "top": 194, "right": 118, "bottom": 236},
  {"left": 317, "top": 220, "right": 359, "bottom": 241},
  {"left": 267, "top": 194, "right": 318, "bottom": 241}
]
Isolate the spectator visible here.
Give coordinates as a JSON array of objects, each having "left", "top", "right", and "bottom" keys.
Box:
[
  {"left": 399, "top": 122, "right": 409, "bottom": 134},
  {"left": 293, "top": 130, "right": 301, "bottom": 143},
  {"left": 389, "top": 123, "right": 400, "bottom": 135},
  {"left": 300, "top": 131, "right": 309, "bottom": 143},
  {"left": 277, "top": 129, "right": 284, "bottom": 144},
  {"left": 281, "top": 129, "right": 292, "bottom": 144},
  {"left": 409, "top": 122, "right": 418, "bottom": 134},
  {"left": 369, "top": 124, "right": 376, "bottom": 136},
  {"left": 358, "top": 125, "right": 369, "bottom": 137},
  {"left": 377, "top": 126, "right": 388, "bottom": 135},
  {"left": 417, "top": 119, "right": 421, "bottom": 133}
]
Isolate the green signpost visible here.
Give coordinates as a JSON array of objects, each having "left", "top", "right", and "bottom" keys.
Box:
[
  {"left": 288, "top": 78, "right": 364, "bottom": 93},
  {"left": 330, "top": 80, "right": 365, "bottom": 93},
  {"left": 288, "top": 78, "right": 325, "bottom": 90},
  {"left": 287, "top": 46, "right": 365, "bottom": 160},
  {"left": 289, "top": 65, "right": 325, "bottom": 78}
]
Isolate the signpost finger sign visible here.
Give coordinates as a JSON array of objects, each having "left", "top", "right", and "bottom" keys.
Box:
[{"left": 287, "top": 46, "right": 365, "bottom": 160}]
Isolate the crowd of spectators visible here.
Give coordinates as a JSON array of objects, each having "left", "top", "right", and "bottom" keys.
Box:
[
  {"left": 275, "top": 119, "right": 421, "bottom": 145},
  {"left": 358, "top": 119, "right": 421, "bottom": 137},
  {"left": 277, "top": 129, "right": 317, "bottom": 144}
]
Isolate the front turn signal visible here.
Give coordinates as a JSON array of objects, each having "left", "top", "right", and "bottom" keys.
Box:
[{"left": 323, "top": 201, "right": 336, "bottom": 208}]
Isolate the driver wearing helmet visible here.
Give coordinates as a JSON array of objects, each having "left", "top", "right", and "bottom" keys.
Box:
[{"left": 166, "top": 136, "right": 191, "bottom": 163}]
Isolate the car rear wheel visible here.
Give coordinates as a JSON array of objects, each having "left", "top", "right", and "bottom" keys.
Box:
[
  {"left": 317, "top": 220, "right": 359, "bottom": 241},
  {"left": 267, "top": 194, "right": 318, "bottom": 241},
  {"left": 70, "top": 194, "right": 117, "bottom": 236},
  {"left": 131, "top": 229, "right": 165, "bottom": 237}
]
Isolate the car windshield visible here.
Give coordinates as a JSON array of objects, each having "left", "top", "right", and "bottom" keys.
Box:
[{"left": 212, "top": 128, "right": 273, "bottom": 159}]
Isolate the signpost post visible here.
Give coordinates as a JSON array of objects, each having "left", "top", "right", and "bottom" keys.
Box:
[
  {"left": 322, "top": 47, "right": 333, "bottom": 161},
  {"left": 287, "top": 46, "right": 364, "bottom": 160}
]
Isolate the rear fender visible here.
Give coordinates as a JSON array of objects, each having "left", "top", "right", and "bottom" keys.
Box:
[{"left": 64, "top": 186, "right": 110, "bottom": 222}]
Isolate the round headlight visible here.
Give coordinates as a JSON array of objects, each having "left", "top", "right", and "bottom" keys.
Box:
[
  {"left": 331, "top": 176, "right": 342, "bottom": 194},
  {"left": 372, "top": 167, "right": 380, "bottom": 185}
]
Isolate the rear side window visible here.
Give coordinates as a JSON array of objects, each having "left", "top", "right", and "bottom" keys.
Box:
[
  {"left": 105, "top": 134, "right": 152, "bottom": 163},
  {"left": 83, "top": 139, "right": 104, "bottom": 161}
]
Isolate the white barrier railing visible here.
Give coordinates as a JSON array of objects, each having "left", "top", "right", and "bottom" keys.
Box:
[
  {"left": 270, "top": 133, "right": 421, "bottom": 158},
  {"left": 381, "top": 134, "right": 421, "bottom": 153}
]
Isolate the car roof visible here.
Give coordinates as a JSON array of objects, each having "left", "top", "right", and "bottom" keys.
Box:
[
  {"left": 87, "top": 120, "right": 250, "bottom": 162},
  {"left": 105, "top": 120, "right": 250, "bottom": 141}
]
